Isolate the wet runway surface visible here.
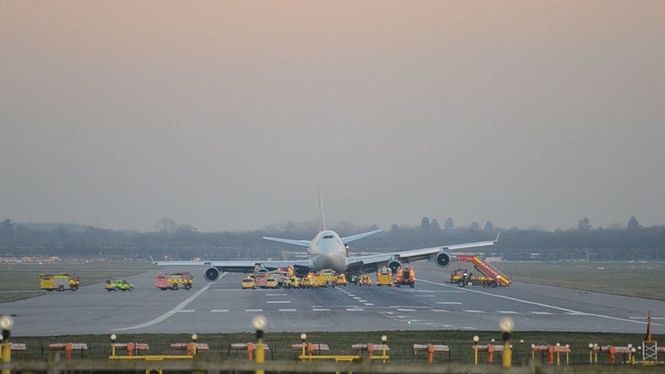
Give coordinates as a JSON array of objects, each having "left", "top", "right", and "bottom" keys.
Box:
[{"left": 3, "top": 263, "right": 664, "bottom": 336}]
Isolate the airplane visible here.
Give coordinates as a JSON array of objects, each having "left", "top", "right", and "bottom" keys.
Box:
[{"left": 154, "top": 192, "right": 499, "bottom": 281}]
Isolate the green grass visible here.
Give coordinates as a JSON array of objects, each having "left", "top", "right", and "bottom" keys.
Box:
[
  {"left": 8, "top": 330, "right": 649, "bottom": 365},
  {"left": 496, "top": 261, "right": 665, "bottom": 300},
  {"left": 0, "top": 261, "right": 156, "bottom": 303}
]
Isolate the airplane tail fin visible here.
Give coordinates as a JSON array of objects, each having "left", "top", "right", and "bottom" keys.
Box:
[{"left": 318, "top": 185, "right": 327, "bottom": 231}]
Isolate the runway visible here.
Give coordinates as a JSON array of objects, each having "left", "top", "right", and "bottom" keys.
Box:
[{"left": 2, "top": 263, "right": 664, "bottom": 336}]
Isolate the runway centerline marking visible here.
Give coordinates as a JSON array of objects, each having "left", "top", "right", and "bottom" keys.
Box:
[
  {"left": 436, "top": 301, "right": 461, "bottom": 305},
  {"left": 211, "top": 309, "right": 229, "bottom": 313},
  {"left": 463, "top": 309, "right": 485, "bottom": 313},
  {"left": 347, "top": 308, "right": 364, "bottom": 311},
  {"left": 178, "top": 309, "right": 195, "bottom": 313},
  {"left": 419, "top": 278, "right": 665, "bottom": 328},
  {"left": 114, "top": 274, "right": 223, "bottom": 331},
  {"left": 313, "top": 308, "right": 330, "bottom": 311},
  {"left": 266, "top": 300, "right": 291, "bottom": 304},
  {"left": 497, "top": 311, "right": 519, "bottom": 314},
  {"left": 279, "top": 309, "right": 297, "bottom": 312},
  {"left": 246, "top": 309, "right": 263, "bottom": 312},
  {"left": 266, "top": 294, "right": 287, "bottom": 297}
]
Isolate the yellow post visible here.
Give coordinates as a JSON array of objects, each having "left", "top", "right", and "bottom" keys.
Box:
[
  {"left": 255, "top": 339, "right": 264, "bottom": 374},
  {"left": 1, "top": 342, "right": 11, "bottom": 374},
  {"left": 502, "top": 342, "right": 512, "bottom": 369},
  {"left": 252, "top": 315, "right": 267, "bottom": 374},
  {"left": 499, "top": 317, "right": 513, "bottom": 369}
]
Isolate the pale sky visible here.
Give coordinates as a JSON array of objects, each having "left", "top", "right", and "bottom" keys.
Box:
[{"left": 1, "top": 1, "right": 664, "bottom": 231}]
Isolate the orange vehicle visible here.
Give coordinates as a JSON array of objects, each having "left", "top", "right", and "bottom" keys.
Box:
[
  {"left": 394, "top": 266, "right": 416, "bottom": 287},
  {"left": 154, "top": 272, "right": 193, "bottom": 290},
  {"left": 358, "top": 274, "right": 372, "bottom": 286}
]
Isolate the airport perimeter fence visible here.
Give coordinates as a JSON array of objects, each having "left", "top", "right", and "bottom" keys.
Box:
[{"left": 7, "top": 339, "right": 642, "bottom": 366}]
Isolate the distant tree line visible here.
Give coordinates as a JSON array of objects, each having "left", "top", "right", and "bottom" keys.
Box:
[{"left": 0, "top": 216, "right": 664, "bottom": 261}]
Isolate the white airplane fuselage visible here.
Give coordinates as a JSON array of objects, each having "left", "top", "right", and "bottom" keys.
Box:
[{"left": 308, "top": 230, "right": 347, "bottom": 272}]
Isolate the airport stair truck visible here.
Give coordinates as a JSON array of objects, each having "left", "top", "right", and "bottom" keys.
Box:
[{"left": 453, "top": 255, "right": 511, "bottom": 287}]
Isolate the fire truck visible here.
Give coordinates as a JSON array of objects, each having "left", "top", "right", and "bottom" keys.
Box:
[
  {"left": 153, "top": 272, "right": 193, "bottom": 290},
  {"left": 394, "top": 266, "right": 416, "bottom": 287},
  {"left": 40, "top": 273, "right": 80, "bottom": 292},
  {"left": 376, "top": 267, "right": 393, "bottom": 286}
]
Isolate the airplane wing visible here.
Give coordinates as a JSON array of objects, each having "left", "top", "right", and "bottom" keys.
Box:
[
  {"left": 262, "top": 236, "right": 311, "bottom": 248},
  {"left": 340, "top": 229, "right": 383, "bottom": 244},
  {"left": 346, "top": 235, "right": 499, "bottom": 273},
  {"left": 154, "top": 259, "right": 313, "bottom": 273}
]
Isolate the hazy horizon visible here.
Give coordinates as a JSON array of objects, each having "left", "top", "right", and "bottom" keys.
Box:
[{"left": 2, "top": 1, "right": 664, "bottom": 232}]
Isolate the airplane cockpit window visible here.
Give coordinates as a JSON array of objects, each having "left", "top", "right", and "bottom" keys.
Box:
[{"left": 323, "top": 235, "right": 334, "bottom": 239}]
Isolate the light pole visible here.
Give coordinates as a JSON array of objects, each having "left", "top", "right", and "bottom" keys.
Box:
[
  {"left": 300, "top": 333, "right": 307, "bottom": 357},
  {"left": 381, "top": 335, "right": 388, "bottom": 363},
  {"left": 252, "top": 315, "right": 267, "bottom": 374},
  {"left": 472, "top": 335, "right": 479, "bottom": 365},
  {"left": 0, "top": 315, "right": 13, "bottom": 374},
  {"left": 500, "top": 317, "right": 514, "bottom": 369},
  {"left": 190, "top": 333, "right": 198, "bottom": 356},
  {"left": 110, "top": 334, "right": 117, "bottom": 358}
]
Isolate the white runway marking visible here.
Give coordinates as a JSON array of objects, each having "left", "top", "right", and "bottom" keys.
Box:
[
  {"left": 347, "top": 308, "right": 364, "bottom": 311},
  {"left": 463, "top": 309, "right": 485, "bottom": 313},
  {"left": 114, "top": 274, "right": 223, "bottom": 331},
  {"left": 364, "top": 303, "right": 374, "bottom": 306},
  {"left": 415, "top": 295, "right": 435, "bottom": 297},
  {"left": 431, "top": 309, "right": 449, "bottom": 312},
  {"left": 396, "top": 308, "right": 416, "bottom": 312},
  {"left": 266, "top": 293, "right": 287, "bottom": 297},
  {"left": 178, "top": 309, "right": 195, "bottom": 313},
  {"left": 279, "top": 309, "right": 297, "bottom": 312},
  {"left": 420, "top": 279, "right": 665, "bottom": 328},
  {"left": 436, "top": 301, "right": 461, "bottom": 305},
  {"left": 629, "top": 316, "right": 665, "bottom": 320},
  {"left": 313, "top": 308, "right": 330, "bottom": 312},
  {"left": 497, "top": 311, "right": 519, "bottom": 314},
  {"left": 266, "top": 300, "right": 291, "bottom": 304},
  {"left": 531, "top": 311, "right": 554, "bottom": 315},
  {"left": 246, "top": 309, "right": 263, "bottom": 312},
  {"left": 211, "top": 309, "right": 229, "bottom": 313}
]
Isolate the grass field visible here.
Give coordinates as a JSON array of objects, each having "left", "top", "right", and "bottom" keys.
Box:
[
  {"left": 495, "top": 261, "right": 665, "bottom": 300},
  {"left": 0, "top": 261, "right": 156, "bottom": 303},
  {"left": 8, "top": 330, "right": 649, "bottom": 365}
]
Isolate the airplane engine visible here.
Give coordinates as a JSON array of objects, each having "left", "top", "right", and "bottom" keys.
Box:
[
  {"left": 387, "top": 260, "right": 402, "bottom": 273},
  {"left": 204, "top": 267, "right": 220, "bottom": 281},
  {"left": 435, "top": 251, "right": 451, "bottom": 268}
]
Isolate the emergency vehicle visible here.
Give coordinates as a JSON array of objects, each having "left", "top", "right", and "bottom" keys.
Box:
[{"left": 39, "top": 273, "right": 80, "bottom": 292}]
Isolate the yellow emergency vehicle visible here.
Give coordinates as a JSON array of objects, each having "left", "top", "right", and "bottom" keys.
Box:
[
  {"left": 376, "top": 267, "right": 393, "bottom": 287},
  {"left": 40, "top": 273, "right": 80, "bottom": 292},
  {"left": 241, "top": 276, "right": 256, "bottom": 289}
]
